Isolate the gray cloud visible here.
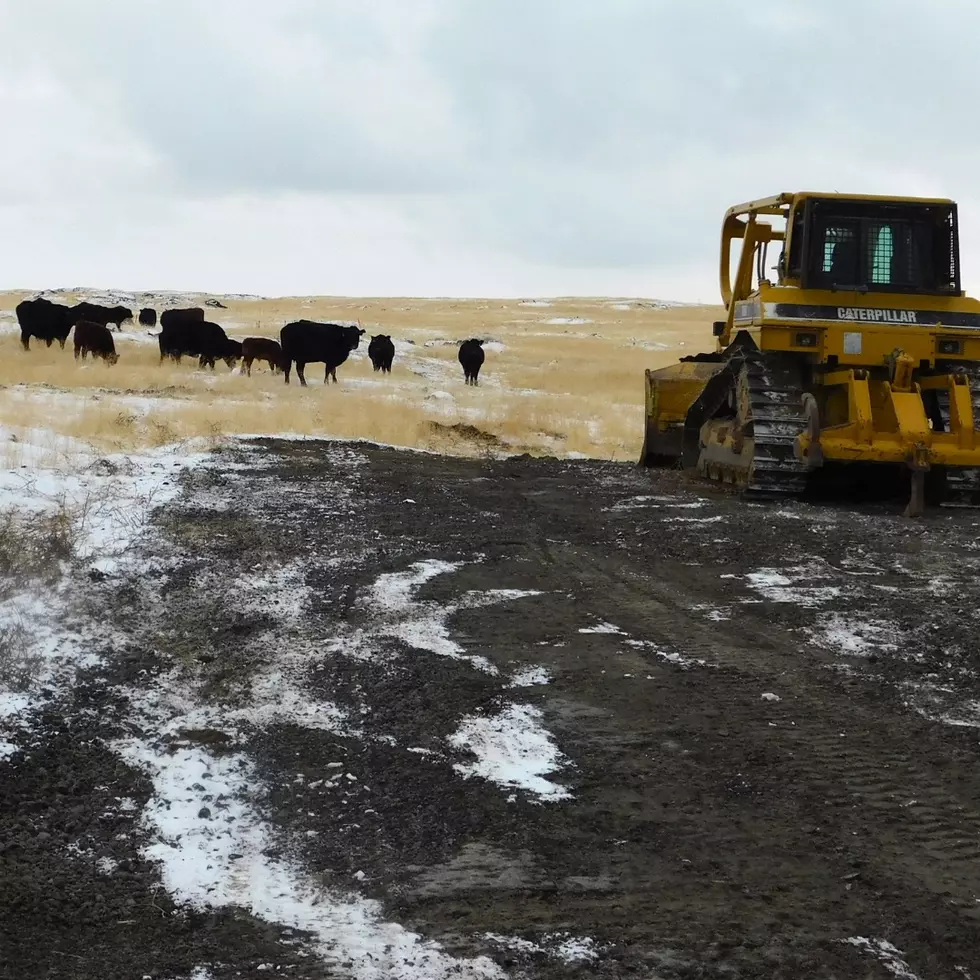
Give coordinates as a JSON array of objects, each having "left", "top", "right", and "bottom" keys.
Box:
[{"left": 1, "top": 0, "right": 979, "bottom": 296}]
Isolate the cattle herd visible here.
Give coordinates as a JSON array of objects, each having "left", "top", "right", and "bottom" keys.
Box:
[{"left": 12, "top": 297, "right": 488, "bottom": 385}]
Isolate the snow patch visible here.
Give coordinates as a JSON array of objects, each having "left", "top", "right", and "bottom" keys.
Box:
[
  {"left": 484, "top": 932, "right": 602, "bottom": 964},
  {"left": 117, "top": 740, "right": 503, "bottom": 979},
  {"left": 543, "top": 317, "right": 592, "bottom": 325},
  {"left": 841, "top": 938, "right": 922, "bottom": 979},
  {"left": 605, "top": 496, "right": 706, "bottom": 512},
  {"left": 334, "top": 560, "right": 543, "bottom": 674},
  {"left": 578, "top": 621, "right": 625, "bottom": 635},
  {"left": 624, "top": 638, "right": 712, "bottom": 669},
  {"left": 507, "top": 666, "right": 551, "bottom": 688},
  {"left": 745, "top": 567, "right": 841, "bottom": 607},
  {"left": 809, "top": 613, "right": 898, "bottom": 657},
  {"left": 449, "top": 703, "right": 571, "bottom": 802},
  {"left": 234, "top": 562, "right": 311, "bottom": 620},
  {"left": 97, "top": 856, "right": 119, "bottom": 875}
]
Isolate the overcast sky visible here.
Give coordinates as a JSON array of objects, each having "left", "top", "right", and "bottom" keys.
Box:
[{"left": 0, "top": 0, "right": 977, "bottom": 300}]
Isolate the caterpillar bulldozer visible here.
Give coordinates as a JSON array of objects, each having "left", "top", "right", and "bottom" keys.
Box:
[{"left": 639, "top": 191, "right": 980, "bottom": 516}]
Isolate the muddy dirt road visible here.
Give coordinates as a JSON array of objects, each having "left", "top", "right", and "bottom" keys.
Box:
[{"left": 3, "top": 438, "right": 980, "bottom": 978}]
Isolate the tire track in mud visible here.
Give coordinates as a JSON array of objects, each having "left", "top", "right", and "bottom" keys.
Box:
[{"left": 505, "top": 481, "right": 980, "bottom": 966}]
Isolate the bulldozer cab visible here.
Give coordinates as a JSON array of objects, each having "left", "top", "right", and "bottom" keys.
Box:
[{"left": 781, "top": 196, "right": 961, "bottom": 296}]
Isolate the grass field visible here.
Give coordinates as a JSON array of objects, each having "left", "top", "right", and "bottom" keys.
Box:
[{"left": 0, "top": 290, "right": 723, "bottom": 465}]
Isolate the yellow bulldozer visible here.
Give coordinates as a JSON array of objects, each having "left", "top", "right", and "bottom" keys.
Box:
[{"left": 639, "top": 191, "right": 980, "bottom": 515}]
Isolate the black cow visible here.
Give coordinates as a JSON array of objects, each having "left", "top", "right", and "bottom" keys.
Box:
[
  {"left": 279, "top": 320, "right": 366, "bottom": 385},
  {"left": 211, "top": 336, "right": 242, "bottom": 370},
  {"left": 73, "top": 320, "right": 119, "bottom": 365},
  {"left": 158, "top": 316, "right": 238, "bottom": 369},
  {"left": 458, "top": 338, "right": 486, "bottom": 385},
  {"left": 158, "top": 309, "right": 208, "bottom": 363},
  {"left": 15, "top": 297, "right": 74, "bottom": 351},
  {"left": 159, "top": 307, "right": 205, "bottom": 330},
  {"left": 138, "top": 308, "right": 157, "bottom": 327},
  {"left": 71, "top": 302, "right": 133, "bottom": 331},
  {"left": 368, "top": 334, "right": 395, "bottom": 373}
]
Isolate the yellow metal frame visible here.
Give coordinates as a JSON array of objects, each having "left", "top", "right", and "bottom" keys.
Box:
[{"left": 800, "top": 368, "right": 978, "bottom": 466}]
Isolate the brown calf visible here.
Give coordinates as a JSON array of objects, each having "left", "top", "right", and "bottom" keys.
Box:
[{"left": 241, "top": 337, "right": 283, "bottom": 376}]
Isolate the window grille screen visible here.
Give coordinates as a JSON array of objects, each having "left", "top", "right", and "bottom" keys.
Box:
[{"left": 802, "top": 199, "right": 960, "bottom": 295}]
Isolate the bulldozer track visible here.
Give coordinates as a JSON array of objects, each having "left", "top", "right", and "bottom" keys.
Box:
[
  {"left": 699, "top": 349, "right": 811, "bottom": 499},
  {"left": 741, "top": 352, "right": 812, "bottom": 498}
]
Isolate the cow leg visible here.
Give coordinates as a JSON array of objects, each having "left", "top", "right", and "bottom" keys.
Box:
[
  {"left": 74, "top": 345, "right": 80, "bottom": 360},
  {"left": 244, "top": 357, "right": 252, "bottom": 377},
  {"left": 330, "top": 367, "right": 337, "bottom": 383},
  {"left": 59, "top": 338, "right": 66, "bottom": 349},
  {"left": 297, "top": 362, "right": 307, "bottom": 387},
  {"left": 283, "top": 360, "right": 292, "bottom": 384},
  {"left": 20, "top": 332, "right": 30, "bottom": 352},
  {"left": 45, "top": 338, "right": 53, "bottom": 348}
]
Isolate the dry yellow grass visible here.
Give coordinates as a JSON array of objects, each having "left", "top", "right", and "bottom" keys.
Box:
[{"left": 0, "top": 292, "right": 724, "bottom": 463}]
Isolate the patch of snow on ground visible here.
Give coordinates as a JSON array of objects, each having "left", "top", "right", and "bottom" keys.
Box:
[
  {"left": 841, "top": 937, "right": 922, "bottom": 979},
  {"left": 518, "top": 300, "right": 552, "bottom": 307},
  {"left": 605, "top": 496, "right": 706, "bottom": 512},
  {"left": 904, "top": 681, "right": 980, "bottom": 730},
  {"left": 0, "top": 441, "right": 215, "bottom": 755},
  {"left": 544, "top": 317, "right": 592, "bottom": 325},
  {"left": 449, "top": 703, "right": 571, "bottom": 802},
  {"left": 745, "top": 567, "right": 841, "bottom": 607},
  {"left": 809, "top": 613, "right": 898, "bottom": 657},
  {"left": 0, "top": 443, "right": 212, "bottom": 574},
  {"left": 578, "top": 621, "right": 626, "bottom": 634},
  {"left": 508, "top": 666, "right": 551, "bottom": 687},
  {"left": 234, "top": 562, "right": 311, "bottom": 620},
  {"left": 116, "top": 736, "right": 502, "bottom": 979},
  {"left": 336, "top": 560, "right": 542, "bottom": 674},
  {"left": 624, "top": 638, "right": 712, "bottom": 669},
  {"left": 484, "top": 932, "right": 602, "bottom": 964}
]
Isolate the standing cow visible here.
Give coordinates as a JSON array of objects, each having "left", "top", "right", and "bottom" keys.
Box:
[
  {"left": 15, "top": 298, "right": 74, "bottom": 350},
  {"left": 368, "top": 335, "right": 395, "bottom": 373},
  {"left": 70, "top": 302, "right": 132, "bottom": 331},
  {"left": 458, "top": 338, "right": 486, "bottom": 385},
  {"left": 241, "top": 337, "right": 283, "bottom": 376},
  {"left": 158, "top": 309, "right": 207, "bottom": 363},
  {"left": 139, "top": 308, "right": 157, "bottom": 327},
  {"left": 73, "top": 320, "right": 119, "bottom": 364},
  {"left": 279, "top": 320, "right": 366, "bottom": 385}
]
